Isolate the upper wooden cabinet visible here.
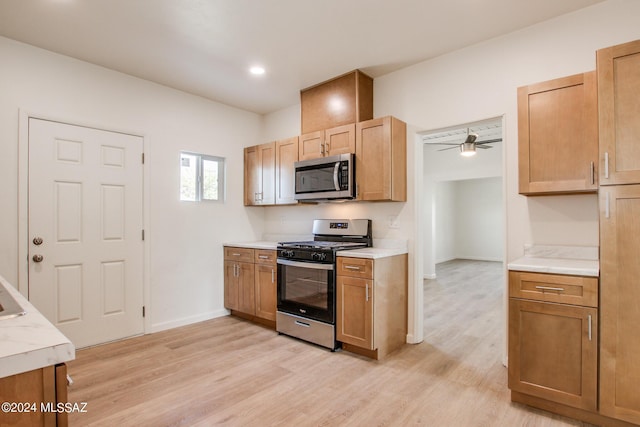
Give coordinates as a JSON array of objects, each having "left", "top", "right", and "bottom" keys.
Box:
[
  {"left": 355, "top": 116, "right": 407, "bottom": 202},
  {"left": 300, "top": 70, "right": 373, "bottom": 134},
  {"left": 518, "top": 72, "right": 598, "bottom": 195},
  {"left": 244, "top": 142, "right": 275, "bottom": 206},
  {"left": 275, "top": 136, "right": 299, "bottom": 205},
  {"left": 299, "top": 123, "right": 355, "bottom": 161},
  {"left": 245, "top": 137, "right": 298, "bottom": 206},
  {"left": 598, "top": 39, "right": 640, "bottom": 186}
]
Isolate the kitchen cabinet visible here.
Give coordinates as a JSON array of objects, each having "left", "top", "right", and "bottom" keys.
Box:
[
  {"left": 599, "top": 185, "right": 640, "bottom": 424},
  {"left": 223, "top": 246, "right": 277, "bottom": 326},
  {"left": 0, "top": 363, "right": 68, "bottom": 426},
  {"left": 517, "top": 72, "right": 598, "bottom": 195},
  {"left": 355, "top": 116, "right": 407, "bottom": 202},
  {"left": 336, "top": 254, "right": 407, "bottom": 360},
  {"left": 244, "top": 142, "right": 275, "bottom": 206},
  {"left": 298, "top": 123, "right": 355, "bottom": 161},
  {"left": 598, "top": 39, "right": 640, "bottom": 186},
  {"left": 508, "top": 271, "right": 598, "bottom": 412},
  {"left": 224, "top": 247, "right": 255, "bottom": 315},
  {"left": 300, "top": 69, "right": 373, "bottom": 134},
  {"left": 254, "top": 249, "right": 277, "bottom": 322},
  {"left": 275, "top": 136, "right": 299, "bottom": 205}
]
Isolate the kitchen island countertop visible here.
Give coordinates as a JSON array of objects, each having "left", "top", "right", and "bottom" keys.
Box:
[{"left": 0, "top": 274, "right": 75, "bottom": 378}]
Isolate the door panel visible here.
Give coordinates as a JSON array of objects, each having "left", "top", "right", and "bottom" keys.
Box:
[{"left": 28, "top": 118, "right": 144, "bottom": 348}]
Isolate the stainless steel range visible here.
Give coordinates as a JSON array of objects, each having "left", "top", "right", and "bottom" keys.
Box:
[{"left": 276, "top": 219, "right": 372, "bottom": 350}]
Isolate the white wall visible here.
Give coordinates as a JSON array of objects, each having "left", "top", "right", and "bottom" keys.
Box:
[
  {"left": 434, "top": 178, "right": 504, "bottom": 265},
  {"left": 434, "top": 181, "right": 456, "bottom": 263},
  {"left": 263, "top": 0, "right": 640, "bottom": 343},
  {"left": 0, "top": 36, "right": 265, "bottom": 332},
  {"left": 454, "top": 178, "right": 503, "bottom": 262}
]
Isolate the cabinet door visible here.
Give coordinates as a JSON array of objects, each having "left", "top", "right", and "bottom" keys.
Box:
[
  {"left": 508, "top": 299, "right": 597, "bottom": 411},
  {"left": 224, "top": 260, "right": 240, "bottom": 311},
  {"left": 599, "top": 185, "right": 640, "bottom": 424},
  {"left": 238, "top": 262, "right": 255, "bottom": 315},
  {"left": 518, "top": 72, "right": 598, "bottom": 195},
  {"left": 224, "top": 260, "right": 255, "bottom": 314},
  {"left": 336, "top": 275, "right": 373, "bottom": 349},
  {"left": 598, "top": 40, "right": 640, "bottom": 186},
  {"left": 325, "top": 123, "right": 355, "bottom": 156},
  {"left": 275, "top": 136, "right": 298, "bottom": 205},
  {"left": 255, "top": 263, "right": 276, "bottom": 321},
  {"left": 258, "top": 142, "right": 275, "bottom": 205},
  {"left": 356, "top": 116, "right": 406, "bottom": 201},
  {"left": 299, "top": 131, "right": 325, "bottom": 161},
  {"left": 244, "top": 145, "right": 260, "bottom": 206},
  {"left": 243, "top": 142, "right": 275, "bottom": 206}
]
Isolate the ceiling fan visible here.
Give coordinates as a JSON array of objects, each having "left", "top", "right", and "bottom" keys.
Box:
[{"left": 432, "top": 130, "right": 502, "bottom": 157}]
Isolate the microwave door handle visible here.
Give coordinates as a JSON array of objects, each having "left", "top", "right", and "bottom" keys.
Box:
[{"left": 333, "top": 162, "right": 341, "bottom": 191}]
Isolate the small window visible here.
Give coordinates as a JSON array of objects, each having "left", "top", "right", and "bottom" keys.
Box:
[{"left": 180, "top": 152, "right": 225, "bottom": 202}]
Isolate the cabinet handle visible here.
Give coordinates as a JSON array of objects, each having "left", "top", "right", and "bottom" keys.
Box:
[
  {"left": 325, "top": 142, "right": 330, "bottom": 153},
  {"left": 235, "top": 264, "right": 239, "bottom": 277},
  {"left": 232, "top": 253, "right": 241, "bottom": 256},
  {"left": 258, "top": 255, "right": 269, "bottom": 259},
  {"left": 356, "top": 183, "right": 359, "bottom": 198},
  {"left": 320, "top": 143, "right": 324, "bottom": 155},
  {"left": 604, "top": 152, "right": 609, "bottom": 179},
  {"left": 605, "top": 192, "right": 610, "bottom": 219},
  {"left": 534, "top": 286, "right": 564, "bottom": 292},
  {"left": 344, "top": 265, "right": 361, "bottom": 270},
  {"left": 590, "top": 161, "right": 595, "bottom": 185},
  {"left": 365, "top": 283, "right": 369, "bottom": 302},
  {"left": 271, "top": 269, "right": 275, "bottom": 283},
  {"left": 588, "top": 315, "right": 592, "bottom": 341}
]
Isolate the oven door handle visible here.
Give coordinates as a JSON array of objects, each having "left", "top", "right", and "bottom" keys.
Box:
[
  {"left": 333, "top": 162, "right": 341, "bottom": 191},
  {"left": 277, "top": 259, "right": 334, "bottom": 271}
]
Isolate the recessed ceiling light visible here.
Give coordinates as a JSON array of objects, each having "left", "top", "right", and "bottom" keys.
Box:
[{"left": 250, "top": 66, "right": 265, "bottom": 76}]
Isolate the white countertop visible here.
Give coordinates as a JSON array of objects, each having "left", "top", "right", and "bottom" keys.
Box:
[
  {"left": 336, "top": 247, "right": 408, "bottom": 259},
  {"left": 507, "top": 245, "right": 599, "bottom": 277},
  {"left": 0, "top": 275, "right": 75, "bottom": 378},
  {"left": 224, "top": 241, "right": 278, "bottom": 250},
  {"left": 508, "top": 257, "right": 599, "bottom": 277}
]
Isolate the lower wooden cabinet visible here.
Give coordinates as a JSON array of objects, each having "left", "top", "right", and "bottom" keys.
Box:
[
  {"left": 336, "top": 254, "right": 407, "bottom": 359},
  {"left": 0, "top": 363, "right": 68, "bottom": 427},
  {"left": 508, "top": 298, "right": 598, "bottom": 411},
  {"left": 223, "top": 246, "right": 276, "bottom": 326}
]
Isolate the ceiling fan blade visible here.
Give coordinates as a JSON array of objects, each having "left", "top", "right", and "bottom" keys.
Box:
[
  {"left": 437, "top": 146, "right": 460, "bottom": 151},
  {"left": 476, "top": 145, "right": 492, "bottom": 149},
  {"left": 426, "top": 142, "right": 464, "bottom": 146},
  {"left": 475, "top": 138, "right": 502, "bottom": 145}
]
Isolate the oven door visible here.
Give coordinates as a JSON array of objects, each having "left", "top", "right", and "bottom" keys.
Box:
[{"left": 277, "top": 259, "right": 334, "bottom": 324}]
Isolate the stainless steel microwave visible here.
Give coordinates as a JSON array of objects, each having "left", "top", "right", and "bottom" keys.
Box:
[{"left": 294, "top": 153, "right": 355, "bottom": 201}]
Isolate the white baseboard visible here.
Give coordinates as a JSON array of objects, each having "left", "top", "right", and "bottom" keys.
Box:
[
  {"left": 406, "top": 333, "right": 424, "bottom": 344},
  {"left": 455, "top": 255, "right": 504, "bottom": 262},
  {"left": 423, "top": 273, "right": 436, "bottom": 280},
  {"left": 150, "top": 308, "right": 229, "bottom": 333}
]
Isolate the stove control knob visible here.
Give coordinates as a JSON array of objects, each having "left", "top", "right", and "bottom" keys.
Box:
[
  {"left": 311, "top": 252, "right": 327, "bottom": 261},
  {"left": 281, "top": 250, "right": 294, "bottom": 258}
]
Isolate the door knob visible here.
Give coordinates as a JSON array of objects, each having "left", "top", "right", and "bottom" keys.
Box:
[
  {"left": 33, "top": 237, "right": 43, "bottom": 245},
  {"left": 32, "top": 254, "right": 44, "bottom": 263}
]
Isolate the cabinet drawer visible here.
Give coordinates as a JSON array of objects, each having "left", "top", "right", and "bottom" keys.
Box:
[
  {"left": 224, "top": 247, "right": 254, "bottom": 262},
  {"left": 509, "top": 271, "right": 598, "bottom": 307},
  {"left": 254, "top": 249, "right": 276, "bottom": 265},
  {"left": 337, "top": 257, "right": 373, "bottom": 279}
]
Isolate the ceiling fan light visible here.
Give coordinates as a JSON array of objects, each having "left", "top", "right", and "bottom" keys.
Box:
[{"left": 460, "top": 142, "right": 476, "bottom": 157}]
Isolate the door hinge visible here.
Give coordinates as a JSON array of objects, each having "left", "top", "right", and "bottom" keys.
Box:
[
  {"left": 142, "top": 229, "right": 145, "bottom": 241},
  {"left": 142, "top": 306, "right": 146, "bottom": 317},
  {"left": 142, "top": 153, "right": 145, "bottom": 164}
]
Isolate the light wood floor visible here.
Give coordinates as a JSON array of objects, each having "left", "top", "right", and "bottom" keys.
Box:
[{"left": 67, "top": 259, "right": 593, "bottom": 426}]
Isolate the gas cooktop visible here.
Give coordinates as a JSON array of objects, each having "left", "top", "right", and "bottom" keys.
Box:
[{"left": 278, "top": 241, "right": 367, "bottom": 250}]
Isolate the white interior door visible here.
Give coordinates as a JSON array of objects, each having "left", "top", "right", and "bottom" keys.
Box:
[{"left": 28, "top": 118, "right": 144, "bottom": 348}]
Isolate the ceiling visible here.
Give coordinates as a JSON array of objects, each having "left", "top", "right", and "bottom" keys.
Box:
[{"left": 0, "top": 0, "right": 604, "bottom": 115}]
